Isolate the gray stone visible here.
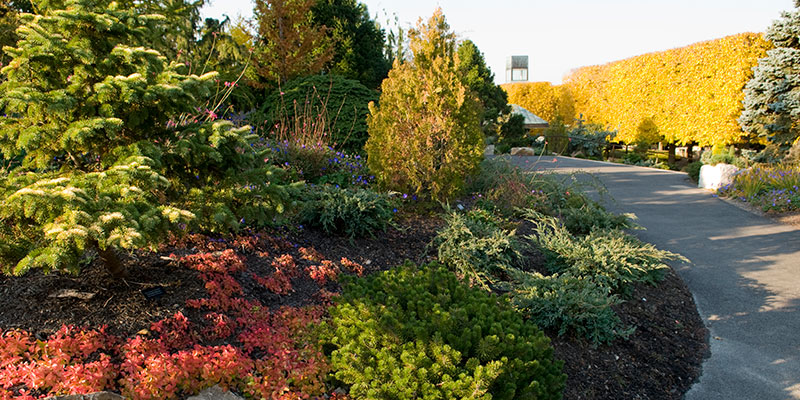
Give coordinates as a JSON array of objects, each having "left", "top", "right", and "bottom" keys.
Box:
[
  {"left": 510, "top": 147, "right": 536, "bottom": 156},
  {"left": 483, "top": 144, "right": 495, "bottom": 156},
  {"left": 186, "top": 385, "right": 244, "bottom": 400},
  {"left": 698, "top": 163, "right": 739, "bottom": 190},
  {"left": 45, "top": 392, "right": 124, "bottom": 400}
]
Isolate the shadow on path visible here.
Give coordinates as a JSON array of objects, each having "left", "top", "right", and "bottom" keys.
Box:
[{"left": 510, "top": 155, "right": 800, "bottom": 400}]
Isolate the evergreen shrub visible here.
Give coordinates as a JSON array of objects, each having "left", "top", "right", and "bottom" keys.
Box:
[
  {"left": 299, "top": 185, "right": 394, "bottom": 239},
  {"left": 560, "top": 203, "right": 633, "bottom": 236},
  {"left": 324, "top": 263, "right": 566, "bottom": 400},
  {"left": 0, "top": 0, "right": 291, "bottom": 276},
  {"left": 432, "top": 209, "right": 521, "bottom": 288},
  {"left": 509, "top": 271, "right": 631, "bottom": 345},
  {"left": 259, "top": 74, "right": 378, "bottom": 154},
  {"left": 686, "top": 161, "right": 703, "bottom": 182},
  {"left": 366, "top": 9, "right": 483, "bottom": 201},
  {"left": 528, "top": 213, "right": 679, "bottom": 295}
]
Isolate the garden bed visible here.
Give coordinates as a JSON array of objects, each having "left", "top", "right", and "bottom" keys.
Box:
[{"left": 0, "top": 214, "right": 706, "bottom": 400}]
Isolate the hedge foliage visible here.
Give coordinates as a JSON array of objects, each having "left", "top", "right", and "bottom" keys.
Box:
[
  {"left": 324, "top": 263, "right": 566, "bottom": 400},
  {"left": 503, "top": 33, "right": 770, "bottom": 147},
  {"left": 565, "top": 33, "right": 770, "bottom": 146},
  {"left": 501, "top": 82, "right": 574, "bottom": 124}
]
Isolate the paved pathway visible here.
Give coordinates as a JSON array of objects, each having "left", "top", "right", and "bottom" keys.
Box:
[{"left": 510, "top": 155, "right": 800, "bottom": 400}]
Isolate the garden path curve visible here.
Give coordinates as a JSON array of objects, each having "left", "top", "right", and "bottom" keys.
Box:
[{"left": 511, "top": 155, "right": 800, "bottom": 400}]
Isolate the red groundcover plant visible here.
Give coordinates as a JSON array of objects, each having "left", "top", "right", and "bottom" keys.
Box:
[{"left": 0, "top": 241, "right": 366, "bottom": 399}]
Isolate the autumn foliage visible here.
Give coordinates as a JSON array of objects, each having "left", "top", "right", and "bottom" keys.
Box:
[
  {"left": 502, "top": 81, "right": 575, "bottom": 124},
  {"left": 564, "top": 33, "right": 770, "bottom": 146},
  {"left": 366, "top": 9, "right": 483, "bottom": 201}
]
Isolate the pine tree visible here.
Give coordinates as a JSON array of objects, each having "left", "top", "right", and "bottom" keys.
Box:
[
  {"left": 365, "top": 8, "right": 482, "bottom": 201},
  {"left": 456, "top": 39, "right": 509, "bottom": 134},
  {"left": 0, "top": 0, "right": 290, "bottom": 276},
  {"left": 739, "top": 7, "right": 800, "bottom": 147},
  {"left": 311, "top": 0, "right": 390, "bottom": 89}
]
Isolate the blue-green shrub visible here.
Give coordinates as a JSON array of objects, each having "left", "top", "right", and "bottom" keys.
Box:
[{"left": 299, "top": 185, "right": 394, "bottom": 239}]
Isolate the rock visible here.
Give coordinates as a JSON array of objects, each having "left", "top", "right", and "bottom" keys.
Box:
[
  {"left": 510, "top": 147, "right": 536, "bottom": 156},
  {"left": 698, "top": 163, "right": 739, "bottom": 190},
  {"left": 186, "top": 385, "right": 244, "bottom": 400},
  {"left": 484, "top": 144, "right": 495, "bottom": 156},
  {"left": 45, "top": 392, "right": 125, "bottom": 400}
]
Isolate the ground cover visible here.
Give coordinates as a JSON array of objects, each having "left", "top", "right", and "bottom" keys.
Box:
[
  {"left": 0, "top": 195, "right": 706, "bottom": 399},
  {"left": 718, "top": 163, "right": 800, "bottom": 213}
]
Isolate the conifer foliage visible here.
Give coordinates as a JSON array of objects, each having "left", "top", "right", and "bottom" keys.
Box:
[
  {"left": 0, "top": 0, "right": 289, "bottom": 276},
  {"left": 739, "top": 6, "right": 800, "bottom": 147},
  {"left": 365, "top": 9, "right": 483, "bottom": 201}
]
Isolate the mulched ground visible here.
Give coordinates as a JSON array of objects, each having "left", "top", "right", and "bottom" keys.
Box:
[{"left": 0, "top": 213, "right": 707, "bottom": 400}]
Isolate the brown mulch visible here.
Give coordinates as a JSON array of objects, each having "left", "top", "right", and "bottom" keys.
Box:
[{"left": 0, "top": 213, "right": 707, "bottom": 400}]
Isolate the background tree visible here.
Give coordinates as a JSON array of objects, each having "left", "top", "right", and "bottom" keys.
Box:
[
  {"left": 311, "top": 0, "right": 390, "bottom": 89},
  {"left": 252, "top": 0, "right": 332, "bottom": 87},
  {"left": 739, "top": 6, "right": 800, "bottom": 150},
  {"left": 187, "top": 16, "right": 258, "bottom": 110},
  {"left": 0, "top": 0, "right": 31, "bottom": 69},
  {"left": 365, "top": 8, "right": 482, "bottom": 201},
  {"left": 456, "top": 39, "right": 509, "bottom": 135},
  {"left": 0, "top": 0, "right": 289, "bottom": 276}
]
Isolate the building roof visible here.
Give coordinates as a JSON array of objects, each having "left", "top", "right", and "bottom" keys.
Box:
[{"left": 509, "top": 104, "right": 549, "bottom": 128}]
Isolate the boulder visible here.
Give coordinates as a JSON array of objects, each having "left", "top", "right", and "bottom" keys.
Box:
[
  {"left": 698, "top": 163, "right": 739, "bottom": 190},
  {"left": 510, "top": 147, "right": 536, "bottom": 156},
  {"left": 484, "top": 144, "right": 495, "bottom": 156},
  {"left": 186, "top": 385, "right": 244, "bottom": 400}
]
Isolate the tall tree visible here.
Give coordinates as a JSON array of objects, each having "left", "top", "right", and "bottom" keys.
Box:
[
  {"left": 365, "top": 8, "right": 482, "bottom": 201},
  {"left": 739, "top": 6, "right": 800, "bottom": 147},
  {"left": 252, "top": 0, "right": 332, "bottom": 86},
  {"left": 311, "top": 0, "right": 390, "bottom": 89},
  {"left": 456, "top": 39, "right": 508, "bottom": 134}
]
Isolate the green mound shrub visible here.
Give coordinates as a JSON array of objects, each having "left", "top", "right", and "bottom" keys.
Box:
[
  {"left": 495, "top": 114, "right": 529, "bottom": 153},
  {"left": 686, "top": 161, "right": 703, "bottom": 182},
  {"left": 259, "top": 74, "right": 378, "bottom": 154},
  {"left": 299, "top": 185, "right": 394, "bottom": 239},
  {"left": 325, "top": 263, "right": 566, "bottom": 400},
  {"left": 432, "top": 209, "right": 521, "bottom": 288},
  {"left": 509, "top": 271, "right": 631, "bottom": 345},
  {"left": 566, "top": 123, "right": 616, "bottom": 159},
  {"left": 700, "top": 146, "right": 749, "bottom": 169}
]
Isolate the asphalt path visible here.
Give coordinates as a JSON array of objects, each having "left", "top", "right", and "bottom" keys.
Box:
[{"left": 508, "top": 155, "right": 800, "bottom": 400}]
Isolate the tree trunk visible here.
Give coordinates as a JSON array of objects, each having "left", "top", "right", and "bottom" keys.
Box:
[
  {"left": 667, "top": 142, "right": 676, "bottom": 165},
  {"left": 92, "top": 240, "right": 127, "bottom": 278},
  {"left": 687, "top": 142, "right": 694, "bottom": 161}
]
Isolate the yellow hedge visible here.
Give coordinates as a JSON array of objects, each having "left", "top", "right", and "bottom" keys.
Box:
[
  {"left": 502, "top": 82, "right": 574, "bottom": 124},
  {"left": 563, "top": 33, "right": 770, "bottom": 146}
]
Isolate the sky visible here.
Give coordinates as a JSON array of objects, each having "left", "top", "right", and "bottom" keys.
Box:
[{"left": 201, "top": 0, "right": 796, "bottom": 85}]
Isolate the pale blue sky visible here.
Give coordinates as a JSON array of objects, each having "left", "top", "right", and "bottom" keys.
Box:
[{"left": 201, "top": 0, "right": 795, "bottom": 84}]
